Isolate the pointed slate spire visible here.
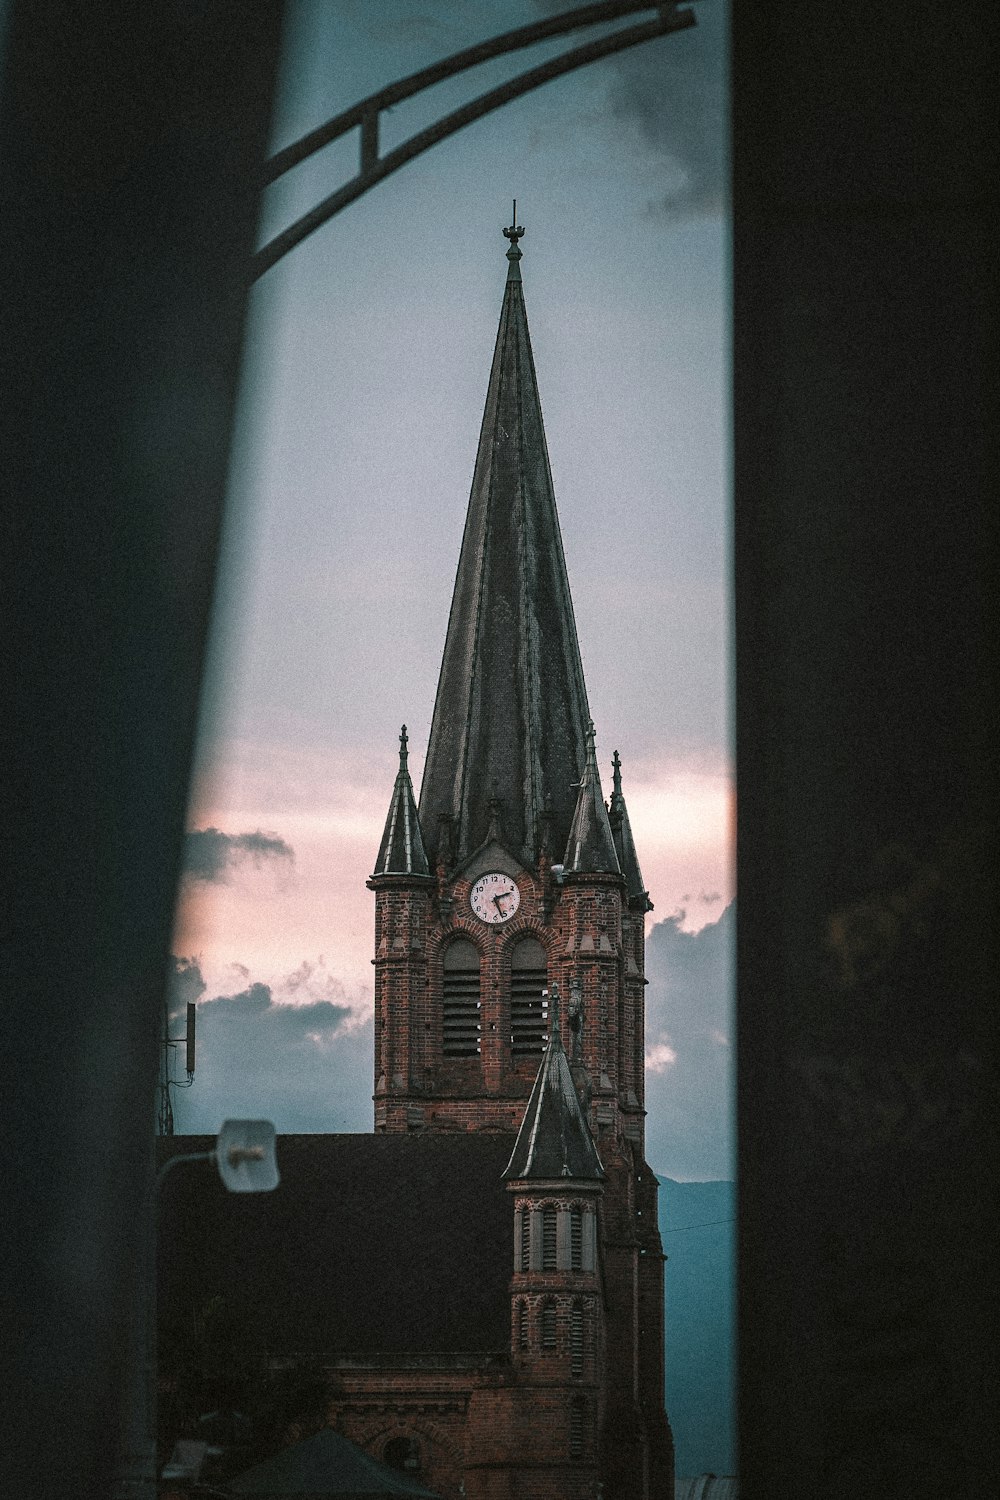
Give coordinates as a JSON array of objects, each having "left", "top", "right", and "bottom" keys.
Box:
[
  {"left": 503, "top": 984, "right": 604, "bottom": 1181},
  {"left": 373, "top": 726, "right": 430, "bottom": 878},
  {"left": 609, "top": 749, "right": 652, "bottom": 908},
  {"left": 564, "top": 722, "right": 621, "bottom": 876},
  {"left": 418, "top": 214, "right": 591, "bottom": 870}
]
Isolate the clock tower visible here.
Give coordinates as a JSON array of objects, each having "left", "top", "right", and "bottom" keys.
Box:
[{"left": 368, "top": 216, "right": 652, "bottom": 1161}]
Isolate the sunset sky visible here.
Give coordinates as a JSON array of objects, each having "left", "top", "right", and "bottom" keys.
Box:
[{"left": 168, "top": 0, "right": 732, "bottom": 1178}]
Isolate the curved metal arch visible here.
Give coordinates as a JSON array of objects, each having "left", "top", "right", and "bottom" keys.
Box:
[{"left": 253, "top": 2, "right": 696, "bottom": 279}]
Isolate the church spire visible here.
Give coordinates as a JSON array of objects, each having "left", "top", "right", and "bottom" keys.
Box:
[
  {"left": 418, "top": 216, "right": 591, "bottom": 870},
  {"left": 373, "top": 725, "right": 429, "bottom": 877},
  {"left": 564, "top": 722, "right": 621, "bottom": 876}
]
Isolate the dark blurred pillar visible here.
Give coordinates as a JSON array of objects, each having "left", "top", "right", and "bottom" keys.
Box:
[
  {"left": 733, "top": 4, "right": 998, "bottom": 1495},
  {"left": 0, "top": 5, "right": 284, "bottom": 1495}
]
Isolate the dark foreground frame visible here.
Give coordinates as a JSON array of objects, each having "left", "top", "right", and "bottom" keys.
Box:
[{"left": 733, "top": 7, "right": 998, "bottom": 1493}]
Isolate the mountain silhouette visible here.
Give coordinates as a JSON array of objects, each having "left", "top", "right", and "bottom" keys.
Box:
[{"left": 659, "top": 1177, "right": 736, "bottom": 1476}]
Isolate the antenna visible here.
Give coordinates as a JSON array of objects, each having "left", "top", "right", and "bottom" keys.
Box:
[{"left": 158, "top": 995, "right": 198, "bottom": 1136}]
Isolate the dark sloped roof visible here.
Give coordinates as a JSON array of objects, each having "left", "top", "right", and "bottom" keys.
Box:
[
  {"left": 674, "top": 1479, "right": 738, "bottom": 1500},
  {"left": 418, "top": 232, "right": 591, "bottom": 871},
  {"left": 373, "top": 727, "right": 429, "bottom": 878},
  {"left": 609, "top": 750, "right": 650, "bottom": 907},
  {"left": 502, "top": 1010, "right": 604, "bottom": 1182},
  {"left": 157, "top": 1133, "right": 517, "bottom": 1357},
  {"left": 229, "top": 1427, "right": 441, "bottom": 1497},
  {"left": 563, "top": 723, "right": 620, "bottom": 877}
]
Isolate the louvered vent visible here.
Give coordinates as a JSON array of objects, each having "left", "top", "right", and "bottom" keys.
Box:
[
  {"left": 443, "top": 939, "right": 480, "bottom": 1057},
  {"left": 570, "top": 1205, "right": 583, "bottom": 1269},
  {"left": 517, "top": 1300, "right": 529, "bottom": 1351},
  {"left": 541, "top": 1301, "right": 557, "bottom": 1349},
  {"left": 569, "top": 1399, "right": 584, "bottom": 1458},
  {"left": 542, "top": 1205, "right": 557, "bottom": 1269},
  {"left": 520, "top": 1209, "right": 531, "bottom": 1271},
  {"left": 570, "top": 1302, "right": 584, "bottom": 1376},
  {"left": 511, "top": 937, "right": 548, "bottom": 1055}
]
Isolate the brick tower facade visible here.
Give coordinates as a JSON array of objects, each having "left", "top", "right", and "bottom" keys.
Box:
[{"left": 365, "top": 219, "right": 674, "bottom": 1499}]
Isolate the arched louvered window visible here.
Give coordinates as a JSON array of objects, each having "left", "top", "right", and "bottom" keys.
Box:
[
  {"left": 517, "top": 1299, "right": 529, "bottom": 1351},
  {"left": 570, "top": 1205, "right": 583, "bottom": 1270},
  {"left": 520, "top": 1207, "right": 531, "bottom": 1271},
  {"left": 443, "top": 939, "right": 480, "bottom": 1056},
  {"left": 510, "top": 937, "right": 548, "bottom": 1055},
  {"left": 569, "top": 1399, "right": 585, "bottom": 1459},
  {"left": 541, "top": 1300, "right": 557, "bottom": 1349},
  {"left": 542, "top": 1205, "right": 557, "bottom": 1270},
  {"left": 570, "top": 1301, "right": 584, "bottom": 1376}
]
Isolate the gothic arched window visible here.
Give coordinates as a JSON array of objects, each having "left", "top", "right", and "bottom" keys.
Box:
[
  {"left": 442, "top": 939, "right": 481, "bottom": 1056},
  {"left": 384, "top": 1436, "right": 421, "bottom": 1473},
  {"left": 510, "top": 937, "right": 548, "bottom": 1056},
  {"left": 520, "top": 1206, "right": 531, "bottom": 1271}
]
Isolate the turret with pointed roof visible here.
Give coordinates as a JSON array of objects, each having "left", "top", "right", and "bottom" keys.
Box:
[
  {"left": 503, "top": 984, "right": 604, "bottom": 1183},
  {"left": 373, "top": 725, "right": 430, "bottom": 878},
  {"left": 608, "top": 748, "right": 652, "bottom": 909},
  {"left": 563, "top": 721, "right": 621, "bottom": 877},
  {"left": 418, "top": 217, "right": 591, "bottom": 871}
]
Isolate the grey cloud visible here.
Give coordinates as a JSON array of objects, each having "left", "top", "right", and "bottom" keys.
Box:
[
  {"left": 643, "top": 900, "right": 734, "bottom": 1179},
  {"left": 183, "top": 827, "right": 294, "bottom": 883},
  {"left": 364, "top": 1, "right": 727, "bottom": 223},
  {"left": 198, "top": 982, "right": 350, "bottom": 1040},
  {"left": 167, "top": 955, "right": 207, "bottom": 1025},
  {"left": 167, "top": 959, "right": 370, "bottom": 1136},
  {"left": 602, "top": 0, "right": 728, "bottom": 220},
  {"left": 169, "top": 954, "right": 206, "bottom": 1008}
]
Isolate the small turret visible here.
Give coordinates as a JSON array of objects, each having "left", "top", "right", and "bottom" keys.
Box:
[
  {"left": 563, "top": 722, "right": 621, "bottom": 876},
  {"left": 373, "top": 726, "right": 429, "bottom": 878},
  {"left": 503, "top": 984, "right": 605, "bottom": 1482},
  {"left": 608, "top": 749, "right": 652, "bottom": 910},
  {"left": 503, "top": 984, "right": 604, "bottom": 1183}
]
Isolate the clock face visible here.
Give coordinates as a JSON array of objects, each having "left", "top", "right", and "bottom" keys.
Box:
[{"left": 470, "top": 872, "right": 520, "bottom": 924}]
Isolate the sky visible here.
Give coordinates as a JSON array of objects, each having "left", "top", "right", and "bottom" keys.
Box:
[{"left": 168, "top": 0, "right": 733, "bottom": 1180}]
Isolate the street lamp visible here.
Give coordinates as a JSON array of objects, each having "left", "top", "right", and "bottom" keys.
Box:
[{"left": 114, "top": 1121, "right": 280, "bottom": 1500}]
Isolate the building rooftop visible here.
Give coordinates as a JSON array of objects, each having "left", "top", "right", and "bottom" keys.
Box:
[
  {"left": 158, "top": 1133, "right": 517, "bottom": 1358},
  {"left": 228, "top": 1426, "right": 442, "bottom": 1497}
]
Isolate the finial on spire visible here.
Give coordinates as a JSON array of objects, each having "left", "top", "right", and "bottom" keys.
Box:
[
  {"left": 503, "top": 199, "right": 524, "bottom": 247},
  {"left": 398, "top": 724, "right": 409, "bottom": 769},
  {"left": 612, "top": 749, "right": 623, "bottom": 798},
  {"left": 502, "top": 199, "right": 524, "bottom": 278}
]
